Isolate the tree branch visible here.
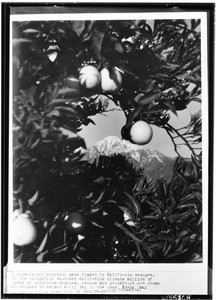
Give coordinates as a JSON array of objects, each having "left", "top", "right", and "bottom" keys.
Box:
[
  {"left": 166, "top": 123, "right": 198, "bottom": 158},
  {"left": 164, "top": 126, "right": 181, "bottom": 157}
]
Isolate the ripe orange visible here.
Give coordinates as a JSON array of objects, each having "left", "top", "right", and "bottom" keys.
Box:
[
  {"left": 13, "top": 211, "right": 37, "bottom": 246},
  {"left": 130, "top": 120, "right": 153, "bottom": 145},
  {"left": 79, "top": 65, "right": 101, "bottom": 89},
  {"left": 100, "top": 68, "right": 123, "bottom": 93}
]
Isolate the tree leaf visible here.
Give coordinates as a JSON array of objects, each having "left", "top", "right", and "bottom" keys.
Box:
[
  {"left": 45, "top": 109, "right": 61, "bottom": 118},
  {"left": 51, "top": 242, "right": 69, "bottom": 253},
  {"left": 66, "top": 77, "right": 80, "bottom": 89},
  {"left": 136, "top": 92, "right": 162, "bottom": 105},
  {"left": 83, "top": 118, "right": 96, "bottom": 126},
  {"left": 36, "top": 233, "right": 48, "bottom": 254},
  {"left": 119, "top": 206, "right": 137, "bottom": 227},
  {"left": 93, "top": 176, "right": 105, "bottom": 184},
  {"left": 54, "top": 106, "right": 78, "bottom": 115},
  {"left": 28, "top": 190, "right": 39, "bottom": 205},
  {"left": 167, "top": 248, "right": 188, "bottom": 259},
  {"left": 126, "top": 108, "right": 140, "bottom": 127},
  {"left": 72, "top": 21, "right": 85, "bottom": 35},
  {"left": 12, "top": 38, "right": 32, "bottom": 47},
  {"left": 92, "top": 30, "right": 105, "bottom": 59},
  {"left": 51, "top": 82, "right": 60, "bottom": 99},
  {"left": 146, "top": 200, "right": 162, "bottom": 217},
  {"left": 23, "top": 29, "right": 41, "bottom": 34},
  {"left": 36, "top": 251, "right": 48, "bottom": 263},
  {"left": 49, "top": 99, "right": 81, "bottom": 107},
  {"left": 48, "top": 99, "right": 69, "bottom": 107},
  {"left": 164, "top": 243, "right": 172, "bottom": 256},
  {"left": 30, "top": 138, "right": 41, "bottom": 150},
  {"left": 176, "top": 172, "right": 189, "bottom": 185},
  {"left": 14, "top": 247, "right": 22, "bottom": 263},
  {"left": 189, "top": 97, "right": 201, "bottom": 103},
  {"left": 177, "top": 203, "right": 197, "bottom": 209},
  {"left": 181, "top": 60, "right": 194, "bottom": 72},
  {"left": 81, "top": 21, "right": 95, "bottom": 41},
  {"left": 191, "top": 65, "right": 201, "bottom": 74},
  {"left": 91, "top": 221, "right": 104, "bottom": 228},
  {"left": 124, "top": 192, "right": 141, "bottom": 217},
  {"left": 91, "top": 190, "right": 106, "bottom": 207},
  {"left": 191, "top": 20, "right": 196, "bottom": 30},
  {"left": 115, "top": 64, "right": 136, "bottom": 76},
  {"left": 165, "top": 99, "right": 177, "bottom": 116},
  {"left": 57, "top": 87, "right": 80, "bottom": 97},
  {"left": 58, "top": 127, "right": 78, "bottom": 139},
  {"left": 142, "top": 215, "right": 158, "bottom": 220},
  {"left": 134, "top": 93, "right": 144, "bottom": 102},
  {"left": 141, "top": 79, "right": 157, "bottom": 93}
]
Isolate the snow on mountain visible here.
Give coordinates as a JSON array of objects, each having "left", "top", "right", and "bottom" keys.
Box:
[
  {"left": 83, "top": 136, "right": 176, "bottom": 181},
  {"left": 86, "top": 136, "right": 165, "bottom": 163}
]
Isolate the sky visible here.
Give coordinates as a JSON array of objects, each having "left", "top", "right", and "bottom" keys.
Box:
[{"left": 79, "top": 99, "right": 201, "bottom": 158}]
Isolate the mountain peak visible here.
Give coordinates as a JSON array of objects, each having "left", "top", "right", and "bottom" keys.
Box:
[
  {"left": 86, "top": 136, "right": 171, "bottom": 163},
  {"left": 93, "top": 135, "right": 153, "bottom": 152},
  {"left": 93, "top": 136, "right": 127, "bottom": 156},
  {"left": 84, "top": 136, "right": 175, "bottom": 181}
]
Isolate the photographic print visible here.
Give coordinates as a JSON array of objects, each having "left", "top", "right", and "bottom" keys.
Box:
[
  {"left": 12, "top": 16, "right": 203, "bottom": 264},
  {"left": 3, "top": 3, "right": 214, "bottom": 298}
]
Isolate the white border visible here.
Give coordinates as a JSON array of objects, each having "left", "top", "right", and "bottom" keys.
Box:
[
  {"left": 6, "top": 11, "right": 209, "bottom": 296},
  {"left": 10, "top": 12, "right": 204, "bottom": 22}
]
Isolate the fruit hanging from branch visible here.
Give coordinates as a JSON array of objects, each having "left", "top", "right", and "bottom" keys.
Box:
[
  {"left": 100, "top": 67, "right": 123, "bottom": 93},
  {"left": 130, "top": 120, "right": 153, "bottom": 145},
  {"left": 122, "top": 120, "right": 153, "bottom": 145},
  {"left": 79, "top": 65, "right": 101, "bottom": 89},
  {"left": 12, "top": 210, "right": 37, "bottom": 247}
]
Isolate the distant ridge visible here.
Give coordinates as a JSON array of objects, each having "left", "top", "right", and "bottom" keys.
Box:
[{"left": 83, "top": 136, "right": 176, "bottom": 181}]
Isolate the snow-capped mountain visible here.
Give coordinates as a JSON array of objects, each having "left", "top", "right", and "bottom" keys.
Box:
[{"left": 84, "top": 136, "right": 176, "bottom": 181}]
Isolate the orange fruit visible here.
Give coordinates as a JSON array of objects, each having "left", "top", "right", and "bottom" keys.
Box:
[
  {"left": 13, "top": 212, "right": 37, "bottom": 246},
  {"left": 100, "top": 68, "right": 123, "bottom": 93},
  {"left": 130, "top": 120, "right": 153, "bottom": 145},
  {"left": 79, "top": 65, "right": 100, "bottom": 89}
]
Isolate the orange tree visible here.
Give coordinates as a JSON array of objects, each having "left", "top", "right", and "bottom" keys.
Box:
[{"left": 12, "top": 19, "right": 202, "bottom": 263}]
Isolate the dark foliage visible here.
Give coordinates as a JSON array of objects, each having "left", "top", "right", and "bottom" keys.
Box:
[{"left": 12, "top": 19, "right": 202, "bottom": 263}]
